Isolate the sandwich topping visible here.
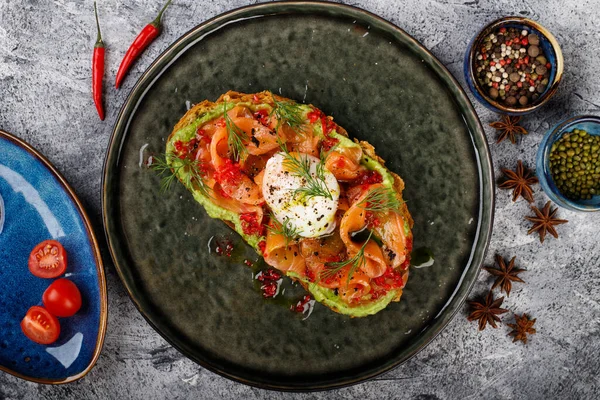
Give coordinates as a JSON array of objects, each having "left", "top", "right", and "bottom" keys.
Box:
[{"left": 161, "top": 91, "right": 414, "bottom": 316}]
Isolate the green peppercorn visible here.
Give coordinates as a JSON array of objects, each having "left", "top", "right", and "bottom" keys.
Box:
[{"left": 549, "top": 128, "right": 600, "bottom": 200}]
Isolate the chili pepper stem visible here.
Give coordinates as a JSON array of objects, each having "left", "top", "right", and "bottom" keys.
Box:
[
  {"left": 151, "top": 0, "right": 173, "bottom": 28},
  {"left": 93, "top": 1, "right": 104, "bottom": 48}
]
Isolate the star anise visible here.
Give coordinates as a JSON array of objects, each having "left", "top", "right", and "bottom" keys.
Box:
[
  {"left": 467, "top": 291, "right": 509, "bottom": 330},
  {"left": 483, "top": 255, "right": 526, "bottom": 297},
  {"left": 525, "top": 201, "right": 568, "bottom": 243},
  {"left": 490, "top": 115, "right": 528, "bottom": 144},
  {"left": 499, "top": 160, "right": 538, "bottom": 203},
  {"left": 507, "top": 313, "right": 537, "bottom": 344}
]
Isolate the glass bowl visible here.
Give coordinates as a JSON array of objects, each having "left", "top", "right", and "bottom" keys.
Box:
[{"left": 537, "top": 115, "right": 600, "bottom": 212}]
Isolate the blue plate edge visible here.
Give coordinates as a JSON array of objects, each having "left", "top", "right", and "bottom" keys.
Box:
[{"left": 0, "top": 129, "right": 108, "bottom": 385}]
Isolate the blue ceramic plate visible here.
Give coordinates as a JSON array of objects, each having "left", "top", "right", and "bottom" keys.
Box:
[{"left": 0, "top": 130, "right": 107, "bottom": 384}]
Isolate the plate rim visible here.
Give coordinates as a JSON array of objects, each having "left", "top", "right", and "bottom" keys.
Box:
[
  {"left": 0, "top": 129, "right": 108, "bottom": 385},
  {"left": 102, "top": 0, "right": 495, "bottom": 391}
]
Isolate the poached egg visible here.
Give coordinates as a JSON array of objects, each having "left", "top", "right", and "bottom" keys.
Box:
[{"left": 262, "top": 152, "right": 340, "bottom": 238}]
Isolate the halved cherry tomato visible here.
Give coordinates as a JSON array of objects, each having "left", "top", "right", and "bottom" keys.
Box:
[
  {"left": 42, "top": 278, "right": 82, "bottom": 317},
  {"left": 28, "top": 240, "right": 67, "bottom": 278},
  {"left": 20, "top": 306, "right": 60, "bottom": 345}
]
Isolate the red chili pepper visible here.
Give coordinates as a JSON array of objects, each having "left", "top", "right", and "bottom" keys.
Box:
[
  {"left": 92, "top": 2, "right": 105, "bottom": 121},
  {"left": 115, "top": 0, "right": 173, "bottom": 88}
]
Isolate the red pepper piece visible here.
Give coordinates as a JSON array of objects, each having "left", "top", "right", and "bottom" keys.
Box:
[
  {"left": 92, "top": 2, "right": 105, "bottom": 121},
  {"left": 291, "top": 295, "right": 312, "bottom": 313},
  {"left": 261, "top": 281, "right": 278, "bottom": 298},
  {"left": 356, "top": 170, "right": 383, "bottom": 185},
  {"left": 253, "top": 109, "right": 270, "bottom": 125},
  {"left": 320, "top": 137, "right": 339, "bottom": 152},
  {"left": 239, "top": 212, "right": 264, "bottom": 236},
  {"left": 320, "top": 116, "right": 336, "bottom": 134},
  {"left": 115, "top": 0, "right": 172, "bottom": 88},
  {"left": 307, "top": 109, "right": 322, "bottom": 123},
  {"left": 258, "top": 240, "right": 267, "bottom": 256},
  {"left": 258, "top": 269, "right": 281, "bottom": 282},
  {"left": 365, "top": 211, "right": 381, "bottom": 228}
]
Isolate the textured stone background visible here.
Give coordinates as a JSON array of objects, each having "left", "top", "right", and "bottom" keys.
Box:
[{"left": 1, "top": 0, "right": 600, "bottom": 398}]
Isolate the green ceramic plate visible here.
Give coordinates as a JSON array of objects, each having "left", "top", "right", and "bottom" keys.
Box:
[{"left": 103, "top": 1, "right": 493, "bottom": 391}]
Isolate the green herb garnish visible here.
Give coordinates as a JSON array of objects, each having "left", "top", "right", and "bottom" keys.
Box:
[
  {"left": 223, "top": 102, "right": 248, "bottom": 162},
  {"left": 321, "top": 230, "right": 373, "bottom": 284},
  {"left": 152, "top": 153, "right": 211, "bottom": 198},
  {"left": 270, "top": 92, "right": 307, "bottom": 134},
  {"left": 277, "top": 137, "right": 333, "bottom": 200},
  {"left": 267, "top": 213, "right": 300, "bottom": 244},
  {"left": 358, "top": 186, "right": 402, "bottom": 214}
]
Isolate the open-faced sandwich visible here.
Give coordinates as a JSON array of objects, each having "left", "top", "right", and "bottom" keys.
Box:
[{"left": 159, "top": 91, "right": 413, "bottom": 317}]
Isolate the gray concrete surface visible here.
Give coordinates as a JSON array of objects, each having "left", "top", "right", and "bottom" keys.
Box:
[{"left": 1, "top": 0, "right": 600, "bottom": 398}]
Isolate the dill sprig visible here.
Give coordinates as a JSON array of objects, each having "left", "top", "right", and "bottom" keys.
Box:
[
  {"left": 358, "top": 186, "right": 402, "bottom": 214},
  {"left": 152, "top": 153, "right": 211, "bottom": 198},
  {"left": 266, "top": 214, "right": 300, "bottom": 244},
  {"left": 270, "top": 93, "right": 307, "bottom": 134},
  {"left": 277, "top": 138, "right": 333, "bottom": 200},
  {"left": 223, "top": 103, "right": 248, "bottom": 162},
  {"left": 321, "top": 230, "right": 373, "bottom": 284}
]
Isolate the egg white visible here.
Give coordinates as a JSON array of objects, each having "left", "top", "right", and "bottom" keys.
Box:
[{"left": 262, "top": 152, "right": 340, "bottom": 238}]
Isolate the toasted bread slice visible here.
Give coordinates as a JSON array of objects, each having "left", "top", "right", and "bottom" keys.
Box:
[{"left": 164, "top": 91, "right": 413, "bottom": 317}]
